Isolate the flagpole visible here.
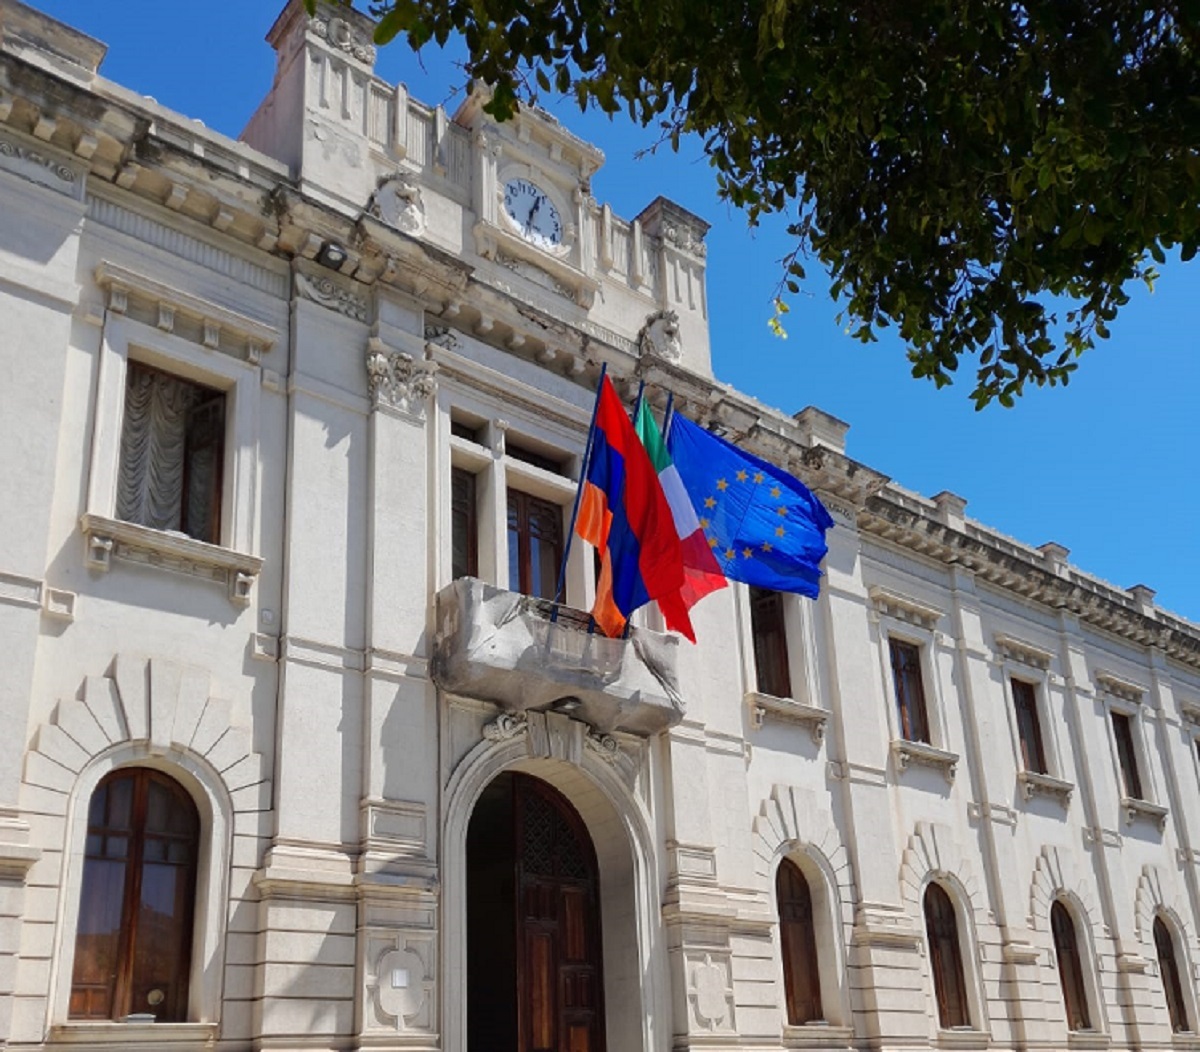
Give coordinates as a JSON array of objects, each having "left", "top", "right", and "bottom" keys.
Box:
[
  {"left": 551, "top": 362, "right": 607, "bottom": 616},
  {"left": 618, "top": 380, "right": 648, "bottom": 639},
  {"left": 662, "top": 392, "right": 675, "bottom": 442}
]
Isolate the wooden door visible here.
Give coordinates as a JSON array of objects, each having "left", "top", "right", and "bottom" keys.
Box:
[{"left": 514, "top": 775, "right": 605, "bottom": 1052}]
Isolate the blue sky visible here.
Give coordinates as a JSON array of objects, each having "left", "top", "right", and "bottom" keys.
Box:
[{"left": 35, "top": 1, "right": 1199, "bottom": 622}]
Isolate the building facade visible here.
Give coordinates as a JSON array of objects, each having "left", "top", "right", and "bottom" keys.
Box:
[{"left": 1, "top": 3, "right": 1199, "bottom": 1050}]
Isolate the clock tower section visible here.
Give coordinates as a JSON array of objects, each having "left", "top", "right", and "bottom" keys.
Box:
[{"left": 458, "top": 91, "right": 604, "bottom": 309}]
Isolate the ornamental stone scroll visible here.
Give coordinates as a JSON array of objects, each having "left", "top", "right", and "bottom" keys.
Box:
[{"left": 365, "top": 338, "right": 438, "bottom": 421}]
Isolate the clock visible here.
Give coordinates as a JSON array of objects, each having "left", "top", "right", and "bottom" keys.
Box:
[{"left": 502, "top": 177, "right": 563, "bottom": 249}]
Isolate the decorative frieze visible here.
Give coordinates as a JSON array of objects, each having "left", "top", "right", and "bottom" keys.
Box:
[
  {"left": 0, "top": 135, "right": 82, "bottom": 199},
  {"left": 295, "top": 271, "right": 368, "bottom": 322},
  {"left": 307, "top": 10, "right": 376, "bottom": 64},
  {"left": 995, "top": 632, "right": 1055, "bottom": 671},
  {"left": 868, "top": 585, "right": 943, "bottom": 631},
  {"left": 1095, "top": 670, "right": 1146, "bottom": 705},
  {"left": 365, "top": 339, "right": 438, "bottom": 418}
]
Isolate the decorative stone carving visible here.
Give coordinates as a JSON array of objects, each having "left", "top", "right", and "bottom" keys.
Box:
[
  {"left": 482, "top": 712, "right": 528, "bottom": 742},
  {"left": 424, "top": 325, "right": 459, "bottom": 352},
  {"left": 868, "top": 585, "right": 943, "bottom": 631},
  {"left": 892, "top": 738, "right": 958, "bottom": 782},
  {"left": 295, "top": 272, "right": 368, "bottom": 322},
  {"left": 1018, "top": 770, "right": 1074, "bottom": 805},
  {"left": 372, "top": 945, "right": 433, "bottom": 1030},
  {"left": 663, "top": 220, "right": 708, "bottom": 258},
  {"left": 688, "top": 953, "right": 735, "bottom": 1032},
  {"left": 584, "top": 729, "right": 621, "bottom": 763},
  {"left": 307, "top": 12, "right": 376, "bottom": 64},
  {"left": 745, "top": 691, "right": 827, "bottom": 744},
  {"left": 496, "top": 252, "right": 573, "bottom": 299},
  {"left": 365, "top": 340, "right": 438, "bottom": 418},
  {"left": 637, "top": 308, "right": 682, "bottom": 362},
  {"left": 995, "top": 632, "right": 1054, "bottom": 671},
  {"left": 368, "top": 173, "right": 425, "bottom": 236},
  {"left": 0, "top": 137, "right": 81, "bottom": 198}
]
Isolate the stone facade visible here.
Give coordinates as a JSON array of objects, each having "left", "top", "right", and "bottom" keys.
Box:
[{"left": 1, "top": 3, "right": 1199, "bottom": 1051}]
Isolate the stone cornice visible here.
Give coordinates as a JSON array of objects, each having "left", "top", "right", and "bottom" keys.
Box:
[{"left": 859, "top": 488, "right": 1200, "bottom": 673}]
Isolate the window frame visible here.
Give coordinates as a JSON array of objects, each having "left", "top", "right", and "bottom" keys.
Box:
[
  {"left": 889, "top": 636, "right": 933, "bottom": 745},
  {"left": 1153, "top": 914, "right": 1194, "bottom": 1034},
  {"left": 1009, "top": 676, "right": 1049, "bottom": 775},
  {"left": 1050, "top": 899, "right": 1094, "bottom": 1032},
  {"left": 776, "top": 857, "right": 823, "bottom": 1025},
  {"left": 506, "top": 485, "right": 565, "bottom": 601},
  {"left": 923, "top": 881, "right": 972, "bottom": 1031},
  {"left": 51, "top": 750, "right": 231, "bottom": 1034},
  {"left": 84, "top": 310, "right": 262, "bottom": 593},
  {"left": 69, "top": 767, "right": 200, "bottom": 1023},
  {"left": 749, "top": 586, "right": 793, "bottom": 701}
]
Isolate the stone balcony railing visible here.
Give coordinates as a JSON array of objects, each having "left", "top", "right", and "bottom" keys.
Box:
[{"left": 431, "top": 577, "right": 684, "bottom": 736}]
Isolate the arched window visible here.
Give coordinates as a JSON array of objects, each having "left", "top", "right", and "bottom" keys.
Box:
[
  {"left": 1154, "top": 916, "right": 1192, "bottom": 1033},
  {"left": 70, "top": 768, "right": 199, "bottom": 1022},
  {"left": 1051, "top": 902, "right": 1092, "bottom": 1030},
  {"left": 924, "top": 883, "right": 970, "bottom": 1029},
  {"left": 776, "top": 859, "right": 822, "bottom": 1024}
]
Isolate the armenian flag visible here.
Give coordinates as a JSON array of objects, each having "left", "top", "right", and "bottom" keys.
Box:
[{"left": 575, "top": 376, "right": 690, "bottom": 640}]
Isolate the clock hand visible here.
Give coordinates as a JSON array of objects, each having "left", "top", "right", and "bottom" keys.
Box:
[{"left": 526, "top": 197, "right": 541, "bottom": 232}]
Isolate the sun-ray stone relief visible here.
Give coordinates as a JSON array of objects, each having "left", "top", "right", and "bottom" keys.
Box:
[
  {"left": 1135, "top": 864, "right": 1198, "bottom": 963},
  {"left": 1029, "top": 844, "right": 1103, "bottom": 938}
]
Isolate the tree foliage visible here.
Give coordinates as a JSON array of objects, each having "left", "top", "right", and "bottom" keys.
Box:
[{"left": 311, "top": 0, "right": 1200, "bottom": 407}]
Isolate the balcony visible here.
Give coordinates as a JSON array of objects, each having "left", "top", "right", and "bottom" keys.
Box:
[{"left": 432, "top": 578, "right": 685, "bottom": 736}]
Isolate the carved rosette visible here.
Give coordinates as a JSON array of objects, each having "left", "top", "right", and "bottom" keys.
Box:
[
  {"left": 295, "top": 272, "right": 368, "bottom": 322},
  {"left": 482, "top": 712, "right": 528, "bottom": 742},
  {"left": 366, "top": 339, "right": 438, "bottom": 420}
]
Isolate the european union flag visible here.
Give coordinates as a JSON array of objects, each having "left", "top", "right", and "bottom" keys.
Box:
[{"left": 666, "top": 414, "right": 835, "bottom": 597}]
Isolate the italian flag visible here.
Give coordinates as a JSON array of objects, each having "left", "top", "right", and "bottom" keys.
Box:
[{"left": 634, "top": 400, "right": 727, "bottom": 630}]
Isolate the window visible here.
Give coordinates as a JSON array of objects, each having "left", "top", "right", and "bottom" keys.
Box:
[
  {"left": 116, "top": 362, "right": 225, "bottom": 545},
  {"left": 451, "top": 467, "right": 478, "bottom": 580},
  {"left": 70, "top": 768, "right": 199, "bottom": 1022},
  {"left": 507, "top": 439, "right": 568, "bottom": 476},
  {"left": 890, "top": 639, "right": 931, "bottom": 744},
  {"left": 1051, "top": 902, "right": 1091, "bottom": 1031},
  {"left": 1110, "top": 710, "right": 1144, "bottom": 800},
  {"left": 750, "top": 587, "right": 792, "bottom": 699},
  {"left": 1154, "top": 916, "right": 1191, "bottom": 1033},
  {"left": 1011, "top": 679, "right": 1048, "bottom": 774},
  {"left": 777, "top": 859, "right": 822, "bottom": 1025},
  {"left": 507, "top": 488, "right": 563, "bottom": 600},
  {"left": 924, "top": 883, "right": 970, "bottom": 1029}
]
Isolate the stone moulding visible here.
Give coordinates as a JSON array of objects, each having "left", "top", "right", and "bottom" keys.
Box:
[
  {"left": 1121, "top": 795, "right": 1168, "bottom": 833},
  {"left": 433, "top": 577, "right": 683, "bottom": 736},
  {"left": 1018, "top": 769, "right": 1074, "bottom": 805},
  {"left": 1095, "top": 670, "right": 1146, "bottom": 704},
  {"left": 80, "top": 513, "right": 262, "bottom": 604},
  {"left": 745, "top": 691, "right": 827, "bottom": 744},
  {"left": 892, "top": 738, "right": 958, "bottom": 782},
  {"left": 868, "top": 585, "right": 943, "bottom": 632},
  {"left": 995, "top": 632, "right": 1055, "bottom": 671}
]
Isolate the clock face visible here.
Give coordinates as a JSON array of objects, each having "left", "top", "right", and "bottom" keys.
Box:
[{"left": 503, "top": 178, "right": 563, "bottom": 248}]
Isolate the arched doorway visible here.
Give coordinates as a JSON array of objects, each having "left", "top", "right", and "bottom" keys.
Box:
[{"left": 467, "top": 772, "right": 605, "bottom": 1052}]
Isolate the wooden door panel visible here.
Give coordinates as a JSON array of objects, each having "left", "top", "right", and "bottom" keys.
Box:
[{"left": 514, "top": 776, "right": 605, "bottom": 1052}]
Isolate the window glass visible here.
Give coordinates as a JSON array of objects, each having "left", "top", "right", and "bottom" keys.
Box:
[
  {"left": 451, "top": 467, "right": 478, "bottom": 580},
  {"left": 924, "top": 883, "right": 970, "bottom": 1029},
  {"left": 890, "top": 639, "right": 931, "bottom": 744},
  {"left": 70, "top": 768, "right": 199, "bottom": 1022},
  {"left": 1051, "top": 902, "right": 1091, "bottom": 1030},
  {"left": 1154, "top": 916, "right": 1191, "bottom": 1033},
  {"left": 507, "top": 489, "right": 564, "bottom": 601},
  {"left": 750, "top": 587, "right": 791, "bottom": 699},
  {"left": 1110, "top": 711, "right": 1144, "bottom": 800},
  {"left": 1011, "top": 679, "right": 1048, "bottom": 774},
  {"left": 117, "top": 363, "right": 224, "bottom": 544},
  {"left": 776, "top": 859, "right": 822, "bottom": 1024}
]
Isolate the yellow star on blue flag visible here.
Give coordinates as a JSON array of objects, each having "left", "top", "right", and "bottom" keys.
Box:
[{"left": 665, "top": 414, "right": 835, "bottom": 597}]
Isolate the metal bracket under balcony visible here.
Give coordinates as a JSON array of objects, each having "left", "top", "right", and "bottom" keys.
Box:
[{"left": 432, "top": 578, "right": 685, "bottom": 736}]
